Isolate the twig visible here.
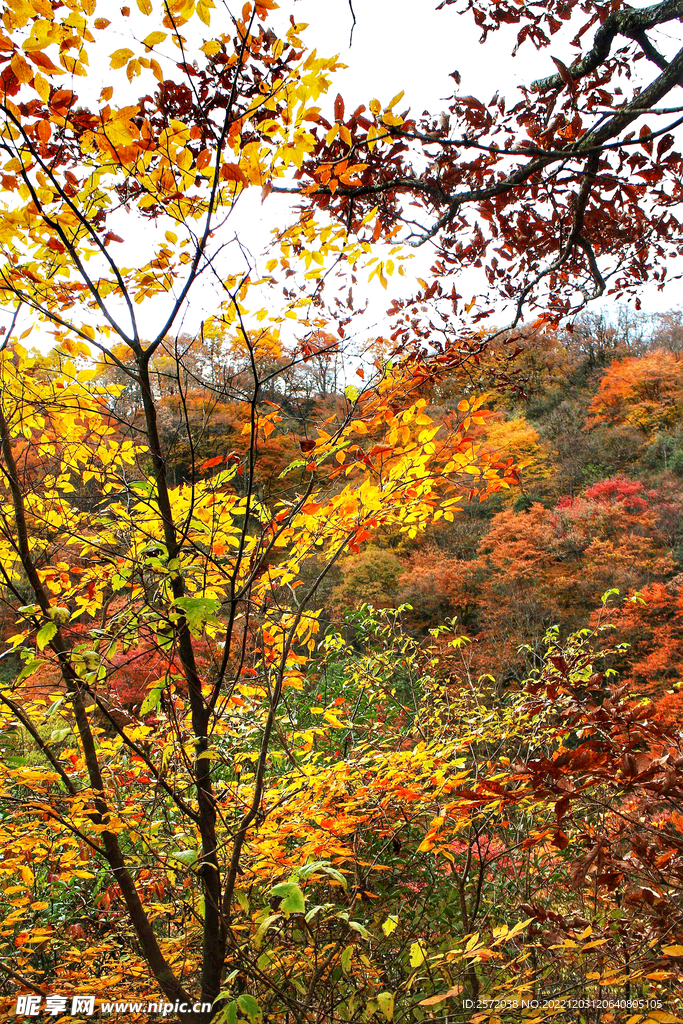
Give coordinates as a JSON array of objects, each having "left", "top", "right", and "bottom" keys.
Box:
[{"left": 348, "top": 0, "right": 357, "bottom": 47}]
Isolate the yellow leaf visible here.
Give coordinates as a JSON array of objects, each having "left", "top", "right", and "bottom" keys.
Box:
[
  {"left": 33, "top": 73, "right": 49, "bottom": 103},
  {"left": 11, "top": 54, "right": 32, "bottom": 84},
  {"left": 409, "top": 941, "right": 425, "bottom": 967},
  {"left": 381, "top": 916, "right": 397, "bottom": 936},
  {"left": 377, "top": 992, "right": 394, "bottom": 1022},
  {"left": 110, "top": 49, "right": 134, "bottom": 70},
  {"left": 136, "top": 0, "right": 153, "bottom": 12},
  {"left": 201, "top": 40, "right": 221, "bottom": 56},
  {"left": 662, "top": 945, "right": 683, "bottom": 956},
  {"left": 142, "top": 31, "right": 166, "bottom": 47},
  {"left": 507, "top": 917, "right": 534, "bottom": 939},
  {"left": 197, "top": 0, "right": 214, "bottom": 26}
]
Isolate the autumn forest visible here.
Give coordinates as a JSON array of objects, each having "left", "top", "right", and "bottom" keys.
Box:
[{"left": 0, "top": 1, "right": 682, "bottom": 1023}]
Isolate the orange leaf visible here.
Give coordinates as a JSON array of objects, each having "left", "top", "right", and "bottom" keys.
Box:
[
  {"left": 220, "top": 163, "right": 247, "bottom": 185},
  {"left": 26, "top": 51, "right": 63, "bottom": 75},
  {"left": 196, "top": 148, "right": 212, "bottom": 170}
]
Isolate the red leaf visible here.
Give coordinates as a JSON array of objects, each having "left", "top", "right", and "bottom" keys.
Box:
[
  {"left": 551, "top": 56, "right": 575, "bottom": 92},
  {"left": 51, "top": 89, "right": 75, "bottom": 110},
  {"left": 552, "top": 829, "right": 569, "bottom": 850},
  {"left": 639, "top": 123, "right": 653, "bottom": 155},
  {"left": 220, "top": 162, "right": 247, "bottom": 185},
  {"left": 549, "top": 655, "right": 569, "bottom": 675}
]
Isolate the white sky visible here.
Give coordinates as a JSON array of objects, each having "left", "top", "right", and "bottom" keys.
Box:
[
  {"left": 286, "top": 0, "right": 683, "bottom": 319},
  {"left": 221, "top": 0, "right": 683, "bottom": 338},
  {"left": 15, "top": 0, "right": 683, "bottom": 352},
  {"left": 288, "top": 0, "right": 544, "bottom": 110}
]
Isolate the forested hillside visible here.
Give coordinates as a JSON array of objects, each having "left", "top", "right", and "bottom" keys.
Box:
[
  {"left": 329, "top": 310, "right": 683, "bottom": 711},
  {"left": 4, "top": 309, "right": 683, "bottom": 1023},
  {"left": 70, "top": 307, "right": 683, "bottom": 722}
]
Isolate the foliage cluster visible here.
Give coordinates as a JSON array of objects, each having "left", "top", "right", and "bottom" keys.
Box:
[{"left": 0, "top": 2, "right": 682, "bottom": 1024}]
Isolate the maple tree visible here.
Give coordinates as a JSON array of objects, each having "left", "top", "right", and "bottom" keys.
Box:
[
  {"left": 0, "top": 2, "right": 682, "bottom": 1023},
  {"left": 599, "top": 580, "right": 683, "bottom": 728},
  {"left": 448, "top": 476, "right": 675, "bottom": 679},
  {"left": 588, "top": 349, "right": 683, "bottom": 435},
  {"left": 0, "top": 2, "right": 514, "bottom": 1019},
  {"left": 294, "top": 0, "right": 683, "bottom": 328}
]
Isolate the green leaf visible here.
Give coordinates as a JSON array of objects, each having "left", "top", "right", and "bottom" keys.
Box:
[
  {"left": 237, "top": 994, "right": 261, "bottom": 1023},
  {"left": 36, "top": 622, "right": 56, "bottom": 651},
  {"left": 299, "top": 860, "right": 347, "bottom": 887},
  {"left": 271, "top": 881, "right": 305, "bottom": 915},
  {"left": 216, "top": 1000, "right": 237, "bottom": 1024},
  {"left": 174, "top": 596, "right": 221, "bottom": 632},
  {"left": 340, "top": 944, "right": 354, "bottom": 973},
  {"left": 304, "top": 903, "right": 327, "bottom": 923},
  {"left": 17, "top": 659, "right": 41, "bottom": 683},
  {"left": 111, "top": 572, "right": 127, "bottom": 592},
  {"left": 254, "top": 913, "right": 280, "bottom": 948},
  {"left": 169, "top": 849, "right": 198, "bottom": 868},
  {"left": 140, "top": 682, "right": 164, "bottom": 716},
  {"left": 336, "top": 910, "right": 372, "bottom": 940},
  {"left": 130, "top": 479, "right": 154, "bottom": 496}
]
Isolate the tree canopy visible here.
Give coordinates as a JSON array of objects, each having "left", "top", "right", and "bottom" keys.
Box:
[{"left": 0, "top": 2, "right": 682, "bottom": 1023}]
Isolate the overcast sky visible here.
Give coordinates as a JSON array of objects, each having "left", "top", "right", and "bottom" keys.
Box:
[
  {"left": 287, "top": 0, "right": 545, "bottom": 111},
  {"left": 284, "top": 0, "right": 683, "bottom": 320},
  {"left": 18, "top": 1, "right": 683, "bottom": 352}
]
